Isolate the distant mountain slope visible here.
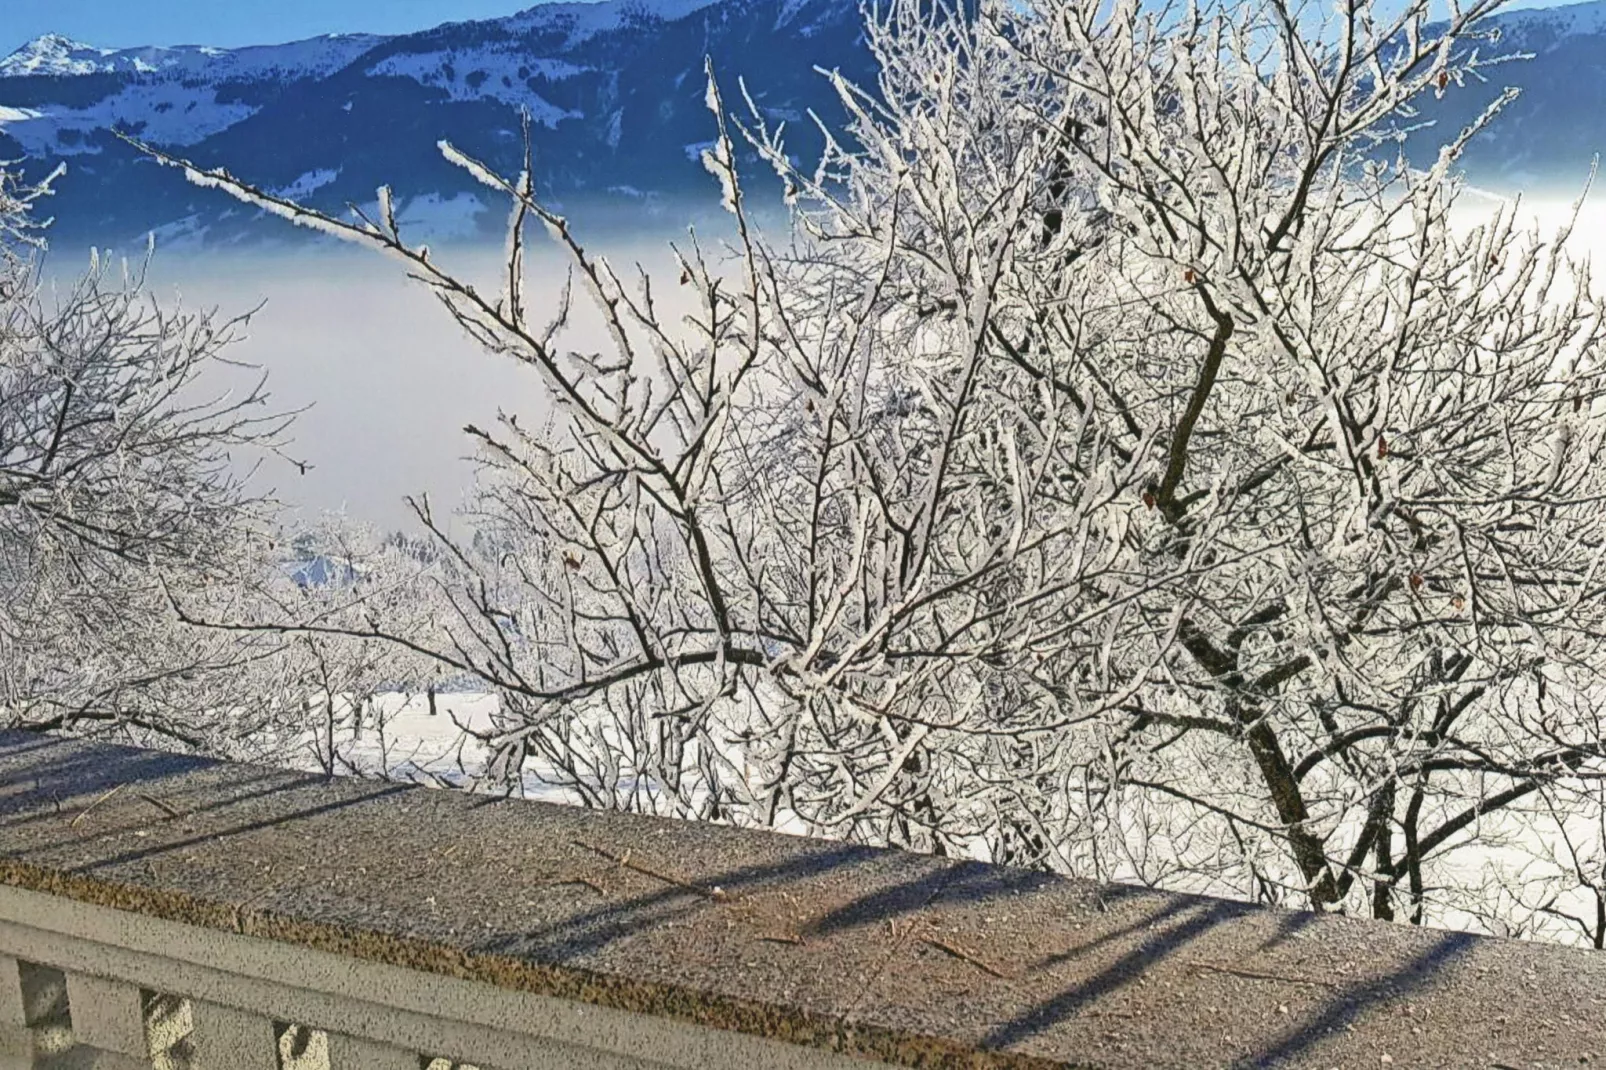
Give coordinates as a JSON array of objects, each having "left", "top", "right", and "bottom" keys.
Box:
[
  {"left": 4, "top": 0, "right": 1600, "bottom": 249},
  {"left": 0, "top": 0, "right": 869, "bottom": 248},
  {"left": 1385, "top": 0, "right": 1606, "bottom": 194},
  {"left": 0, "top": 32, "right": 389, "bottom": 81}
]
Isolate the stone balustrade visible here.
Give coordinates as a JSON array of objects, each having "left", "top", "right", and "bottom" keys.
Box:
[{"left": 0, "top": 729, "right": 1602, "bottom": 1069}]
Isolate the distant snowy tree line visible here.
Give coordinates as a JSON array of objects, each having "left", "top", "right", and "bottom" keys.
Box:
[
  {"left": 10, "top": 0, "right": 1606, "bottom": 949},
  {"left": 0, "top": 171, "right": 448, "bottom": 760}
]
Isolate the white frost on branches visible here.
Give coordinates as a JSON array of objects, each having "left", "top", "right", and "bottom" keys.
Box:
[
  {"left": 135, "top": 0, "right": 1606, "bottom": 945},
  {"left": 0, "top": 164, "right": 442, "bottom": 759}
]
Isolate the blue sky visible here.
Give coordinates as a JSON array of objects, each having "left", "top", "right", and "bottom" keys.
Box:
[
  {"left": 0, "top": 0, "right": 1590, "bottom": 56},
  {"left": 3, "top": 1, "right": 539, "bottom": 54}
]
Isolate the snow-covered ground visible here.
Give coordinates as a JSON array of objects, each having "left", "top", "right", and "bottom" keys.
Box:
[
  {"left": 283, "top": 690, "right": 512, "bottom": 786},
  {"left": 284, "top": 691, "right": 602, "bottom": 808}
]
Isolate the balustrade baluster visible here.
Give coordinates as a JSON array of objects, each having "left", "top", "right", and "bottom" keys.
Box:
[
  {"left": 62, "top": 973, "right": 149, "bottom": 1069},
  {"left": 326, "top": 1032, "right": 419, "bottom": 1070},
  {"left": 189, "top": 1001, "right": 277, "bottom": 1070},
  {"left": 0, "top": 957, "right": 64, "bottom": 1030}
]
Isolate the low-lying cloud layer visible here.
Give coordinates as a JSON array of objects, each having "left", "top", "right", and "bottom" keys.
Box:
[
  {"left": 46, "top": 192, "right": 1606, "bottom": 537},
  {"left": 98, "top": 232, "right": 708, "bottom": 534}
]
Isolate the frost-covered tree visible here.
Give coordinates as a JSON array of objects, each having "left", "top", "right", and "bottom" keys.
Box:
[
  {"left": 0, "top": 162, "right": 299, "bottom": 751},
  {"left": 144, "top": 0, "right": 1606, "bottom": 941},
  {"left": 188, "top": 519, "right": 460, "bottom": 776}
]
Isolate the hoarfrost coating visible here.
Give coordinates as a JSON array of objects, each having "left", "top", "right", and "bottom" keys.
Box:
[{"left": 65, "top": 0, "right": 1606, "bottom": 954}]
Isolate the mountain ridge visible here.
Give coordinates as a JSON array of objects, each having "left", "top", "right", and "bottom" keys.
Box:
[
  {"left": 1, "top": 0, "right": 868, "bottom": 247},
  {"left": 3, "top": 0, "right": 1603, "bottom": 249},
  {"left": 0, "top": 31, "right": 392, "bottom": 82}
]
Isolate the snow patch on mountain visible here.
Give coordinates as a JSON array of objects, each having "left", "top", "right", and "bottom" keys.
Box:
[
  {"left": 1495, "top": 0, "right": 1606, "bottom": 36},
  {"left": 0, "top": 82, "right": 257, "bottom": 155},
  {"left": 275, "top": 168, "right": 341, "bottom": 200},
  {"left": 146, "top": 213, "right": 210, "bottom": 249},
  {"left": 400, "top": 192, "right": 488, "bottom": 239},
  {"left": 367, "top": 50, "right": 582, "bottom": 127},
  {"left": 500, "top": 0, "right": 726, "bottom": 43},
  {"left": 349, "top": 191, "right": 489, "bottom": 241},
  {"left": 0, "top": 32, "right": 388, "bottom": 81},
  {"left": 522, "top": 59, "right": 589, "bottom": 81},
  {"left": 774, "top": 0, "right": 823, "bottom": 31},
  {"left": 0, "top": 35, "right": 118, "bottom": 77},
  {"left": 0, "top": 0, "right": 874, "bottom": 246}
]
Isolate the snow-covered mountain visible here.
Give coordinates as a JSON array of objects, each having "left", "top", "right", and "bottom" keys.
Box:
[
  {"left": 0, "top": 32, "right": 390, "bottom": 158},
  {"left": 3, "top": 0, "right": 1601, "bottom": 248},
  {"left": 0, "top": 0, "right": 868, "bottom": 246},
  {"left": 0, "top": 32, "right": 389, "bottom": 81},
  {"left": 0, "top": 33, "right": 393, "bottom": 161},
  {"left": 1395, "top": 0, "right": 1606, "bottom": 194}
]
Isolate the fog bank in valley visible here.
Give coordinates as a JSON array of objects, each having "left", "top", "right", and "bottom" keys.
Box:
[
  {"left": 62, "top": 225, "right": 719, "bottom": 535},
  {"left": 47, "top": 191, "right": 1606, "bottom": 539}
]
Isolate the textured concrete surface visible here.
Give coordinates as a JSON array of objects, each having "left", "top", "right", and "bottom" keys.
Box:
[{"left": 0, "top": 731, "right": 1601, "bottom": 1069}]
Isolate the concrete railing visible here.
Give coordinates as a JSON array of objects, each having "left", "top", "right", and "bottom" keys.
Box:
[{"left": 0, "top": 731, "right": 1603, "bottom": 1070}]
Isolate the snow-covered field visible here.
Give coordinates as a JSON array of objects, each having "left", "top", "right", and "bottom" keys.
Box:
[
  {"left": 284, "top": 691, "right": 619, "bottom": 809},
  {"left": 278, "top": 688, "right": 1606, "bottom": 947},
  {"left": 283, "top": 690, "right": 502, "bottom": 782}
]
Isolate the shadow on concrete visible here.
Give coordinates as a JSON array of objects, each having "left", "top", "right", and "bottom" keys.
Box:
[
  {"left": 0, "top": 730, "right": 410, "bottom": 873},
  {"left": 73, "top": 781, "right": 413, "bottom": 874},
  {"left": 0, "top": 731, "right": 1487, "bottom": 1067},
  {"left": 0, "top": 732, "right": 220, "bottom": 827},
  {"left": 802, "top": 858, "right": 1061, "bottom": 938},
  {"left": 984, "top": 896, "right": 1256, "bottom": 1049},
  {"left": 1240, "top": 930, "right": 1477, "bottom": 1067},
  {"left": 474, "top": 838, "right": 897, "bottom": 962},
  {"left": 1029, "top": 893, "right": 1204, "bottom": 970},
  {"left": 1254, "top": 906, "right": 1322, "bottom": 953},
  {"left": 476, "top": 845, "right": 1159, "bottom": 1002},
  {"left": 980, "top": 892, "right": 1477, "bottom": 1066}
]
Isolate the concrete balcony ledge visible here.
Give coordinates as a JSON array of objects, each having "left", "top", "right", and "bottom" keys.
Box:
[{"left": 0, "top": 730, "right": 1601, "bottom": 1070}]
